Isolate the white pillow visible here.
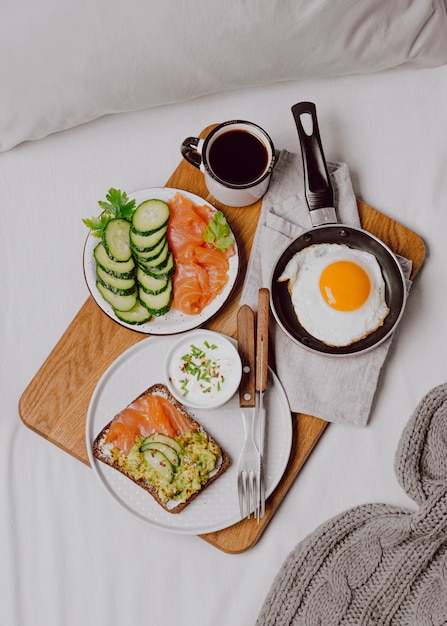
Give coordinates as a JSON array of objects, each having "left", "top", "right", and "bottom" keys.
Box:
[{"left": 2, "top": 0, "right": 447, "bottom": 151}]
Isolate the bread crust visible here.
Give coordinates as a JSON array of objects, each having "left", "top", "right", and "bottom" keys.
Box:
[{"left": 92, "top": 383, "right": 230, "bottom": 514}]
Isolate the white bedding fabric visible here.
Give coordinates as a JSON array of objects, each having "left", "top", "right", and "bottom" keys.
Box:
[
  {"left": 2, "top": 0, "right": 447, "bottom": 151},
  {"left": 3, "top": 49, "right": 447, "bottom": 626}
]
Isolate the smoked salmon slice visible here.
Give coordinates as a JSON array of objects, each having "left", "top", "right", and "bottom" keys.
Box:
[
  {"left": 167, "top": 193, "right": 235, "bottom": 316},
  {"left": 104, "top": 391, "right": 195, "bottom": 453},
  {"left": 156, "top": 396, "right": 192, "bottom": 435},
  {"left": 168, "top": 194, "right": 209, "bottom": 256},
  {"left": 171, "top": 263, "right": 211, "bottom": 315}
]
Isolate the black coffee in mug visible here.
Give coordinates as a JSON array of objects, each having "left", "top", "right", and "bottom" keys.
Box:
[
  {"left": 181, "top": 120, "right": 275, "bottom": 207},
  {"left": 208, "top": 129, "right": 268, "bottom": 186}
]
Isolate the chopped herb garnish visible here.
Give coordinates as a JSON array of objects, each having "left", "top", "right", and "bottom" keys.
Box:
[
  {"left": 180, "top": 378, "right": 190, "bottom": 396},
  {"left": 179, "top": 341, "right": 225, "bottom": 396}
]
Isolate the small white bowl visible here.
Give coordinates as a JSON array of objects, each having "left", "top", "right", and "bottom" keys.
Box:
[{"left": 165, "top": 330, "right": 242, "bottom": 410}]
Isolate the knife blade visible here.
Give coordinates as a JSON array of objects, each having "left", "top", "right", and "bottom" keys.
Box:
[{"left": 256, "top": 288, "right": 270, "bottom": 519}]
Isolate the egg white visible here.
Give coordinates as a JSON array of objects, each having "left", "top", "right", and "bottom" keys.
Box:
[{"left": 278, "top": 243, "right": 390, "bottom": 347}]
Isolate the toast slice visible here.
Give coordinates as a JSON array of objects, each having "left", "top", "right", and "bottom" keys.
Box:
[{"left": 92, "top": 383, "right": 230, "bottom": 514}]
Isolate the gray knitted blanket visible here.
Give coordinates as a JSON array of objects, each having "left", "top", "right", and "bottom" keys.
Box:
[{"left": 256, "top": 383, "right": 447, "bottom": 625}]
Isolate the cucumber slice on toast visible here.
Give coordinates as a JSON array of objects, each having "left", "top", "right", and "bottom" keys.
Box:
[
  {"left": 143, "top": 448, "right": 174, "bottom": 483},
  {"left": 141, "top": 433, "right": 182, "bottom": 454},
  {"left": 140, "top": 441, "right": 180, "bottom": 467}
]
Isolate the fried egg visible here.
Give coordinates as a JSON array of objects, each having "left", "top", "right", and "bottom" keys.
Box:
[{"left": 278, "top": 243, "right": 390, "bottom": 347}]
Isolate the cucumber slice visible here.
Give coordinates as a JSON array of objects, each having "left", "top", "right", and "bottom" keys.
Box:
[
  {"left": 132, "top": 199, "right": 170, "bottom": 235},
  {"left": 94, "top": 242, "right": 135, "bottom": 277},
  {"left": 136, "top": 239, "right": 169, "bottom": 269},
  {"left": 102, "top": 219, "right": 132, "bottom": 262},
  {"left": 138, "top": 251, "right": 175, "bottom": 279},
  {"left": 143, "top": 448, "right": 174, "bottom": 483},
  {"left": 114, "top": 300, "right": 152, "bottom": 325},
  {"left": 141, "top": 433, "right": 182, "bottom": 454},
  {"left": 131, "top": 235, "right": 167, "bottom": 262},
  {"left": 139, "top": 280, "right": 173, "bottom": 316},
  {"left": 96, "top": 265, "right": 136, "bottom": 292},
  {"left": 140, "top": 441, "right": 180, "bottom": 468},
  {"left": 96, "top": 280, "right": 137, "bottom": 312},
  {"left": 136, "top": 268, "right": 169, "bottom": 295},
  {"left": 97, "top": 275, "right": 136, "bottom": 296},
  {"left": 130, "top": 224, "right": 168, "bottom": 252}
]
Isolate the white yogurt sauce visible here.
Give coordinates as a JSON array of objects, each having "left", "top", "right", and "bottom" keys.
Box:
[{"left": 167, "top": 334, "right": 241, "bottom": 408}]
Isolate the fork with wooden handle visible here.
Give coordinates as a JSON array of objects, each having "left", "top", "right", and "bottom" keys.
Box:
[{"left": 237, "top": 304, "right": 262, "bottom": 520}]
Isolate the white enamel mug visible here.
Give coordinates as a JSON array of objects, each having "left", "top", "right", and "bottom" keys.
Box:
[{"left": 181, "top": 120, "right": 275, "bottom": 207}]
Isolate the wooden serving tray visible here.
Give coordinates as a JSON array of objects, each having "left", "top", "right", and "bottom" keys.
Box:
[{"left": 19, "top": 126, "right": 426, "bottom": 553}]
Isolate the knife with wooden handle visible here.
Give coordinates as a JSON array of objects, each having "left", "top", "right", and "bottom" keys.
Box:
[{"left": 256, "top": 287, "right": 270, "bottom": 518}]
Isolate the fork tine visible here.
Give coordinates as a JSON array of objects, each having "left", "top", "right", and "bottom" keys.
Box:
[
  {"left": 248, "top": 470, "right": 260, "bottom": 521},
  {"left": 238, "top": 470, "right": 262, "bottom": 520},
  {"left": 254, "top": 471, "right": 261, "bottom": 521},
  {"left": 254, "top": 472, "right": 260, "bottom": 521},
  {"left": 248, "top": 471, "right": 253, "bottom": 519},
  {"left": 250, "top": 471, "right": 256, "bottom": 520},
  {"left": 242, "top": 472, "right": 248, "bottom": 519},
  {"left": 238, "top": 467, "right": 264, "bottom": 520},
  {"left": 238, "top": 472, "right": 247, "bottom": 519},
  {"left": 245, "top": 473, "right": 250, "bottom": 519}
]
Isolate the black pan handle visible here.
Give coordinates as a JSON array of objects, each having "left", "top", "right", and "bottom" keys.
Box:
[{"left": 291, "top": 102, "right": 334, "bottom": 213}]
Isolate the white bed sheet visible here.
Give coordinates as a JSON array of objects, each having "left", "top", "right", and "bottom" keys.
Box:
[{"left": 2, "top": 63, "right": 447, "bottom": 626}]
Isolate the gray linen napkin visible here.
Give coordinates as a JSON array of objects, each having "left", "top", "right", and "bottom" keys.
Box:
[{"left": 240, "top": 150, "right": 411, "bottom": 426}]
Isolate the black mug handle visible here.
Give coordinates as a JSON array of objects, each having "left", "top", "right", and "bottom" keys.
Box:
[{"left": 181, "top": 136, "right": 202, "bottom": 169}]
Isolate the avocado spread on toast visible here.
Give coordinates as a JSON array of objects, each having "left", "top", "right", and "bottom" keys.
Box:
[{"left": 110, "top": 431, "right": 222, "bottom": 504}]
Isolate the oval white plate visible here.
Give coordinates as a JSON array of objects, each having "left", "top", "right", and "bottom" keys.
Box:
[
  {"left": 86, "top": 333, "right": 292, "bottom": 535},
  {"left": 83, "top": 187, "right": 239, "bottom": 335}
]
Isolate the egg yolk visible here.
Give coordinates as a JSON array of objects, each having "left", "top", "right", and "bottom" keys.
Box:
[{"left": 319, "top": 260, "right": 371, "bottom": 311}]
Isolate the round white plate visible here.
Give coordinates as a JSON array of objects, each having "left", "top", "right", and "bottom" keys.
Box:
[
  {"left": 83, "top": 187, "right": 239, "bottom": 335},
  {"left": 86, "top": 334, "right": 292, "bottom": 535}
]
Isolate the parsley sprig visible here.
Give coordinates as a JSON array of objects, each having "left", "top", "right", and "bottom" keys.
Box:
[
  {"left": 82, "top": 188, "right": 136, "bottom": 238},
  {"left": 202, "top": 211, "right": 234, "bottom": 252}
]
